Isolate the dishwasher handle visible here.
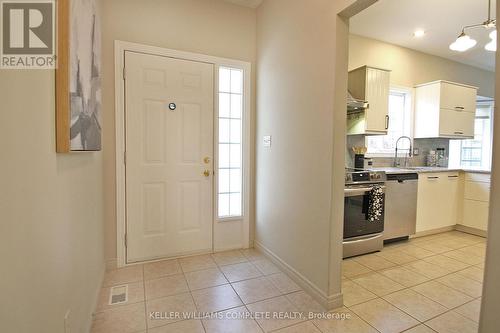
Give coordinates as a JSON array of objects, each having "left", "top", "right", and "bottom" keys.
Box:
[{"left": 386, "top": 173, "right": 419, "bottom": 181}]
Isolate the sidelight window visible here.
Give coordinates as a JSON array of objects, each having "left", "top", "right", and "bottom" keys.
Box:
[{"left": 218, "top": 67, "right": 243, "bottom": 218}]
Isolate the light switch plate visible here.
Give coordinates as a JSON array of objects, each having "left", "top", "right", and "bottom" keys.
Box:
[{"left": 263, "top": 135, "right": 271, "bottom": 147}]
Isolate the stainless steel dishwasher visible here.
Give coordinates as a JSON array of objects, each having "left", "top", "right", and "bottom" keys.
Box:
[{"left": 384, "top": 173, "right": 418, "bottom": 242}]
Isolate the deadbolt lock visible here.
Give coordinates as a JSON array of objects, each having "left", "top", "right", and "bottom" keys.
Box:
[{"left": 204, "top": 157, "right": 211, "bottom": 164}]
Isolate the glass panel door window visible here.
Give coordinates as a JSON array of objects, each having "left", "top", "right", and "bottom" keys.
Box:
[{"left": 218, "top": 67, "right": 243, "bottom": 218}]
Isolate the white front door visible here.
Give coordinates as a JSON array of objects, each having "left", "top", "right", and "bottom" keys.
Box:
[{"left": 125, "top": 51, "right": 214, "bottom": 263}]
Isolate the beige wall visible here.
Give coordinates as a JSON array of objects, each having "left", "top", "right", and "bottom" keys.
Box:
[
  {"left": 101, "top": 0, "right": 257, "bottom": 262},
  {"left": 349, "top": 34, "right": 495, "bottom": 97},
  {"left": 256, "top": 0, "right": 339, "bottom": 297},
  {"left": 0, "top": 74, "right": 104, "bottom": 331}
]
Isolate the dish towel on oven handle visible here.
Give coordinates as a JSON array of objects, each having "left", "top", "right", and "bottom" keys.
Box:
[{"left": 368, "top": 185, "right": 384, "bottom": 222}]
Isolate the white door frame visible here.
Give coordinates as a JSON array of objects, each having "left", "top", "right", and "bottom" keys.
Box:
[{"left": 115, "top": 40, "right": 251, "bottom": 267}]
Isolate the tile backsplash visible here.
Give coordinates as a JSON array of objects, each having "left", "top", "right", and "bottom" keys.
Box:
[{"left": 346, "top": 135, "right": 450, "bottom": 168}]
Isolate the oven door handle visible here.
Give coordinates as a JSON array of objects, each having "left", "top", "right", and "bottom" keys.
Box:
[
  {"left": 344, "top": 186, "right": 385, "bottom": 197},
  {"left": 343, "top": 233, "right": 383, "bottom": 244}
]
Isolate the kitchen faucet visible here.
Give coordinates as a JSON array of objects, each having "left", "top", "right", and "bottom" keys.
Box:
[{"left": 393, "top": 136, "right": 413, "bottom": 167}]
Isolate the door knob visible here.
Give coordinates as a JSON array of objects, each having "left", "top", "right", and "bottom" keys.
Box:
[{"left": 203, "top": 170, "right": 210, "bottom": 177}]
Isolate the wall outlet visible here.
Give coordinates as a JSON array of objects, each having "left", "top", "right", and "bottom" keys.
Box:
[
  {"left": 64, "top": 309, "right": 71, "bottom": 333},
  {"left": 263, "top": 135, "right": 271, "bottom": 147}
]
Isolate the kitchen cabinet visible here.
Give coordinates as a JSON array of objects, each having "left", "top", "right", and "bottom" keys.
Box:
[
  {"left": 459, "top": 172, "right": 490, "bottom": 232},
  {"left": 414, "top": 81, "right": 477, "bottom": 139},
  {"left": 347, "top": 66, "right": 391, "bottom": 135},
  {"left": 416, "top": 172, "right": 462, "bottom": 233},
  {"left": 462, "top": 201, "right": 489, "bottom": 232}
]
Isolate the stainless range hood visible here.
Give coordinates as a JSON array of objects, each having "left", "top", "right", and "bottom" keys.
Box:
[{"left": 347, "top": 91, "right": 368, "bottom": 114}]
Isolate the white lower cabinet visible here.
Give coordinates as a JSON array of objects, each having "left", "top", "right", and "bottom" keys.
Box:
[
  {"left": 416, "top": 172, "right": 461, "bottom": 233},
  {"left": 462, "top": 200, "right": 489, "bottom": 231},
  {"left": 459, "top": 173, "right": 491, "bottom": 232}
]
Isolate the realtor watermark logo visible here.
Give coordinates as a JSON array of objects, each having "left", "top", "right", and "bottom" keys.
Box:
[{"left": 1, "top": 0, "right": 56, "bottom": 69}]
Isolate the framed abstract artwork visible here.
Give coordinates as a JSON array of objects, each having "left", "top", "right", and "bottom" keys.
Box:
[{"left": 56, "top": 0, "right": 101, "bottom": 152}]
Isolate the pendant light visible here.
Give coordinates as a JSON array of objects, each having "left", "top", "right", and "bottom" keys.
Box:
[
  {"left": 485, "top": 30, "right": 497, "bottom": 51},
  {"left": 449, "top": 0, "right": 496, "bottom": 52},
  {"left": 450, "top": 31, "right": 477, "bottom": 52}
]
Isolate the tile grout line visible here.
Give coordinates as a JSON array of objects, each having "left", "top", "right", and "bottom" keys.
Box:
[
  {"left": 333, "top": 305, "right": 385, "bottom": 333},
  {"left": 347, "top": 257, "right": 480, "bottom": 306},
  {"left": 346, "top": 268, "right": 480, "bottom": 319},
  {"left": 180, "top": 257, "right": 208, "bottom": 333},
  {"left": 341, "top": 232, "right": 485, "bottom": 331},
  {"left": 345, "top": 239, "right": 485, "bottom": 283},
  {"left": 97, "top": 232, "right": 483, "bottom": 333},
  {"left": 351, "top": 237, "right": 484, "bottom": 272},
  {"left": 213, "top": 250, "right": 266, "bottom": 333}
]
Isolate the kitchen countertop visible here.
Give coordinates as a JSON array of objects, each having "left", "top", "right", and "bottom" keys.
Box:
[{"left": 368, "top": 166, "right": 491, "bottom": 175}]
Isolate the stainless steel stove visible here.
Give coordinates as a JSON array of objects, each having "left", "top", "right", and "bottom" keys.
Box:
[{"left": 343, "top": 168, "right": 386, "bottom": 258}]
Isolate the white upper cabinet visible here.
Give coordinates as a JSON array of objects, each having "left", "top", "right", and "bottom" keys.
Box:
[
  {"left": 440, "top": 81, "right": 477, "bottom": 111},
  {"left": 414, "top": 81, "right": 478, "bottom": 139},
  {"left": 347, "top": 66, "right": 391, "bottom": 135}
]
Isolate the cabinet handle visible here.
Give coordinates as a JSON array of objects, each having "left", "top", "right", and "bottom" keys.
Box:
[
  {"left": 455, "top": 106, "right": 465, "bottom": 110},
  {"left": 454, "top": 131, "right": 464, "bottom": 135},
  {"left": 385, "top": 115, "right": 390, "bottom": 130},
  {"left": 448, "top": 175, "right": 459, "bottom": 178},
  {"left": 427, "top": 176, "right": 439, "bottom": 179}
]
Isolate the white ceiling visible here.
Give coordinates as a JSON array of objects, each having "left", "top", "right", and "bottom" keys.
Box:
[
  {"left": 223, "top": 0, "right": 263, "bottom": 8},
  {"left": 350, "top": 0, "right": 496, "bottom": 71}
]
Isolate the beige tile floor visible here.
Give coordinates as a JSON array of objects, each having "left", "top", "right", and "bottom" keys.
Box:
[{"left": 91, "top": 231, "right": 486, "bottom": 333}]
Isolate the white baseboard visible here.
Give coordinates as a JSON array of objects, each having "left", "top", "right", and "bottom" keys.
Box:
[
  {"left": 455, "top": 225, "right": 487, "bottom": 237},
  {"left": 254, "top": 241, "right": 343, "bottom": 310},
  {"left": 411, "top": 226, "right": 455, "bottom": 238},
  {"left": 412, "top": 225, "right": 488, "bottom": 239},
  {"left": 86, "top": 261, "right": 106, "bottom": 333},
  {"left": 214, "top": 245, "right": 250, "bottom": 253}
]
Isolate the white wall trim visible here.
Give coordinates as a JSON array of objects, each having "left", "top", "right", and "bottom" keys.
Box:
[
  {"left": 114, "top": 40, "right": 251, "bottom": 267},
  {"left": 455, "top": 224, "right": 488, "bottom": 237},
  {"left": 87, "top": 262, "right": 106, "bottom": 333},
  {"left": 255, "top": 241, "right": 343, "bottom": 310},
  {"left": 411, "top": 226, "right": 456, "bottom": 238}
]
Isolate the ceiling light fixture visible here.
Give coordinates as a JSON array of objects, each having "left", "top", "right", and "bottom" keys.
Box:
[
  {"left": 413, "top": 30, "right": 426, "bottom": 38},
  {"left": 449, "top": 0, "right": 496, "bottom": 52},
  {"left": 450, "top": 31, "right": 477, "bottom": 52}
]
